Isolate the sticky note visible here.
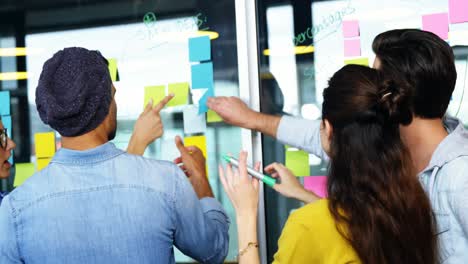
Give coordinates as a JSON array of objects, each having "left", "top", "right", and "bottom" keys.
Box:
[
  {"left": 285, "top": 149, "right": 310, "bottom": 176},
  {"left": 108, "top": 58, "right": 118, "bottom": 82},
  {"left": 184, "top": 135, "right": 207, "bottom": 160},
  {"left": 37, "top": 158, "right": 52, "bottom": 171},
  {"left": 422, "top": 13, "right": 449, "bottom": 40},
  {"left": 0, "top": 91, "right": 11, "bottom": 116},
  {"left": 342, "top": 20, "right": 360, "bottom": 38},
  {"left": 191, "top": 62, "right": 214, "bottom": 89},
  {"left": 34, "top": 132, "right": 56, "bottom": 158},
  {"left": 344, "top": 39, "right": 361, "bottom": 57},
  {"left": 198, "top": 89, "right": 214, "bottom": 114},
  {"left": 207, "top": 109, "right": 223, "bottom": 123},
  {"left": 144, "top": 85, "right": 166, "bottom": 109},
  {"left": 304, "top": 176, "right": 328, "bottom": 198},
  {"left": 449, "top": 0, "right": 468, "bottom": 24},
  {"left": 344, "top": 57, "right": 369, "bottom": 67},
  {"left": 8, "top": 150, "right": 13, "bottom": 165},
  {"left": 183, "top": 105, "right": 207, "bottom": 134},
  {"left": 189, "top": 36, "right": 211, "bottom": 62},
  {"left": 14, "top": 163, "right": 35, "bottom": 187},
  {"left": 168, "top": 82, "right": 190, "bottom": 107}
]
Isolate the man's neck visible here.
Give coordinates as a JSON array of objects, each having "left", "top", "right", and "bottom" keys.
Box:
[
  {"left": 61, "top": 130, "right": 109, "bottom": 151},
  {"left": 400, "top": 117, "right": 448, "bottom": 173}
]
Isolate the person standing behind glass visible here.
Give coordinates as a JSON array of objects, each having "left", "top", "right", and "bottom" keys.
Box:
[
  {"left": 0, "top": 117, "right": 16, "bottom": 205},
  {"left": 219, "top": 65, "right": 437, "bottom": 264}
]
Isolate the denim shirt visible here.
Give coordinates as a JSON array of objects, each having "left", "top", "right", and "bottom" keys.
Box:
[
  {"left": 277, "top": 115, "right": 468, "bottom": 263},
  {"left": 0, "top": 142, "right": 229, "bottom": 264}
]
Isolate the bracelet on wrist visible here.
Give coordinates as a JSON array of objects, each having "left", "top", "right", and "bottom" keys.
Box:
[{"left": 237, "top": 242, "right": 259, "bottom": 260}]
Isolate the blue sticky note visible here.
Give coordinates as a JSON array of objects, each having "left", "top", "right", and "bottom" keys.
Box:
[
  {"left": 0, "top": 91, "right": 11, "bottom": 116},
  {"left": 189, "top": 36, "right": 211, "bottom": 62},
  {"left": 198, "top": 88, "right": 214, "bottom": 114},
  {"left": 8, "top": 150, "right": 13, "bottom": 165},
  {"left": 191, "top": 62, "right": 214, "bottom": 89}
]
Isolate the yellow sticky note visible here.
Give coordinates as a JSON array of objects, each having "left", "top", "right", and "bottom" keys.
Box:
[
  {"left": 14, "top": 163, "right": 35, "bottom": 187},
  {"left": 167, "top": 82, "right": 189, "bottom": 107},
  {"left": 108, "top": 58, "right": 118, "bottom": 82},
  {"left": 184, "top": 135, "right": 208, "bottom": 177},
  {"left": 344, "top": 57, "right": 369, "bottom": 67},
  {"left": 144, "top": 85, "right": 166, "bottom": 109},
  {"left": 37, "top": 158, "right": 52, "bottom": 171},
  {"left": 285, "top": 149, "right": 310, "bottom": 177},
  {"left": 207, "top": 109, "right": 223, "bottom": 123},
  {"left": 34, "top": 132, "right": 56, "bottom": 158}
]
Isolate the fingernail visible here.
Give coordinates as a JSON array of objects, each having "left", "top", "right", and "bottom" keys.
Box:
[
  {"left": 149, "top": 99, "right": 153, "bottom": 105},
  {"left": 169, "top": 93, "right": 175, "bottom": 97}
]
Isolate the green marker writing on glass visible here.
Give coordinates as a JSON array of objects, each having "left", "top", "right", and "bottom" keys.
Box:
[{"left": 222, "top": 155, "right": 279, "bottom": 188}]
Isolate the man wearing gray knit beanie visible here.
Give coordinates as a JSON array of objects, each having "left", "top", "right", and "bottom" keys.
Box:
[{"left": 0, "top": 47, "right": 230, "bottom": 264}]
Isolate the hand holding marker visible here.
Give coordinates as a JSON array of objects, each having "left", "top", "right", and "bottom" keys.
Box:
[{"left": 222, "top": 155, "right": 279, "bottom": 187}]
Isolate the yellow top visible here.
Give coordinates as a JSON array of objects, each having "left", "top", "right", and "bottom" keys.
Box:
[{"left": 272, "top": 199, "right": 361, "bottom": 264}]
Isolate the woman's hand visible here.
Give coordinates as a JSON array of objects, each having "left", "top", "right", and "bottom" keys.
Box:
[
  {"left": 219, "top": 151, "right": 261, "bottom": 218},
  {"left": 127, "top": 95, "right": 173, "bottom": 155},
  {"left": 265, "top": 163, "right": 319, "bottom": 204}
]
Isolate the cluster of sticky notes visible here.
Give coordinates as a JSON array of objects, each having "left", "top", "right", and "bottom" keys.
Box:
[
  {"left": 14, "top": 163, "right": 35, "bottom": 187},
  {"left": 449, "top": 0, "right": 468, "bottom": 24},
  {"left": 143, "top": 82, "right": 190, "bottom": 109},
  {"left": 108, "top": 58, "right": 119, "bottom": 82},
  {"left": 342, "top": 20, "right": 361, "bottom": 57},
  {"left": 0, "top": 91, "right": 13, "bottom": 165},
  {"left": 34, "top": 132, "right": 56, "bottom": 171},
  {"left": 422, "top": 13, "right": 449, "bottom": 40},
  {"left": 304, "top": 176, "right": 328, "bottom": 198},
  {"left": 345, "top": 57, "right": 369, "bottom": 67},
  {"left": 285, "top": 148, "right": 310, "bottom": 176},
  {"left": 189, "top": 36, "right": 214, "bottom": 114}
]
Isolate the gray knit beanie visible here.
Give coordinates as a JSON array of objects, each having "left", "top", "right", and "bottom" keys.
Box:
[{"left": 35, "top": 47, "right": 112, "bottom": 137}]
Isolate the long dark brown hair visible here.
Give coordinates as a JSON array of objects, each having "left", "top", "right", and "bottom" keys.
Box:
[{"left": 322, "top": 65, "right": 437, "bottom": 264}]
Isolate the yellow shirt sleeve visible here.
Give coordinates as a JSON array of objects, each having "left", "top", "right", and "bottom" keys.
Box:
[{"left": 272, "top": 199, "right": 360, "bottom": 264}]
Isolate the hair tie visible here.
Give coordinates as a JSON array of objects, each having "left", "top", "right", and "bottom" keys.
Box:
[{"left": 381, "top": 92, "right": 392, "bottom": 100}]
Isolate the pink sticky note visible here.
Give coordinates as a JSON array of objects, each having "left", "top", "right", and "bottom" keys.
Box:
[
  {"left": 422, "top": 13, "right": 449, "bottom": 40},
  {"left": 449, "top": 0, "right": 468, "bottom": 24},
  {"left": 344, "top": 38, "right": 361, "bottom": 57},
  {"left": 342, "top": 20, "right": 360, "bottom": 38},
  {"left": 304, "top": 176, "right": 328, "bottom": 198}
]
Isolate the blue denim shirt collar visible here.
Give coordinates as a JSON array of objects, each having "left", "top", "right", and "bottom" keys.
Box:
[{"left": 52, "top": 142, "right": 125, "bottom": 165}]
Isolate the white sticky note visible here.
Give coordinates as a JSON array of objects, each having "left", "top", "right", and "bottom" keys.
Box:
[{"left": 183, "top": 105, "right": 207, "bottom": 134}]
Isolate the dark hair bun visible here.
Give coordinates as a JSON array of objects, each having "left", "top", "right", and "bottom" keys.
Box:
[{"left": 379, "top": 80, "right": 413, "bottom": 125}]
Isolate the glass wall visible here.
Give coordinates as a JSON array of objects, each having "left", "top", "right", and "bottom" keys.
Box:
[{"left": 256, "top": 0, "right": 468, "bottom": 262}]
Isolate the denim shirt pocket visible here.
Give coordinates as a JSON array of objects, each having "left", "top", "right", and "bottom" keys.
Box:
[{"left": 434, "top": 208, "right": 454, "bottom": 262}]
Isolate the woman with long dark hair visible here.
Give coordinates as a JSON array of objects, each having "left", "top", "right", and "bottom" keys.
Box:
[{"left": 219, "top": 64, "right": 437, "bottom": 263}]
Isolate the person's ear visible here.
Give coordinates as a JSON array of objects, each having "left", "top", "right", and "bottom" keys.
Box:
[{"left": 323, "top": 119, "right": 333, "bottom": 141}]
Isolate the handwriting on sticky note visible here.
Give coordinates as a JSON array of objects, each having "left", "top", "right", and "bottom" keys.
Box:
[
  {"left": 0, "top": 91, "right": 11, "bottom": 116},
  {"left": 34, "top": 132, "right": 56, "bottom": 158},
  {"left": 37, "top": 158, "right": 52, "bottom": 171},
  {"left": 449, "top": 0, "right": 468, "bottom": 24},
  {"left": 189, "top": 36, "right": 211, "bottom": 62},
  {"left": 344, "top": 38, "right": 361, "bottom": 57},
  {"left": 167, "top": 83, "right": 189, "bottom": 107},
  {"left": 144, "top": 85, "right": 166, "bottom": 109},
  {"left": 183, "top": 105, "right": 207, "bottom": 134},
  {"left": 304, "top": 176, "right": 328, "bottom": 198},
  {"left": 422, "top": 13, "right": 449, "bottom": 40},
  {"left": 344, "top": 57, "right": 369, "bottom": 67},
  {"left": 14, "top": 163, "right": 35, "bottom": 187},
  {"left": 285, "top": 149, "right": 310, "bottom": 176}
]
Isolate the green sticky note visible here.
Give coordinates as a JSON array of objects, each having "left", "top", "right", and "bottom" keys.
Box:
[
  {"left": 285, "top": 149, "right": 310, "bottom": 177},
  {"left": 14, "top": 163, "right": 35, "bottom": 187},
  {"left": 144, "top": 85, "right": 166, "bottom": 109},
  {"left": 207, "top": 109, "right": 223, "bottom": 123},
  {"left": 344, "top": 57, "right": 369, "bottom": 67},
  {"left": 108, "top": 58, "right": 118, "bottom": 82},
  {"left": 167, "top": 82, "right": 189, "bottom": 107}
]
